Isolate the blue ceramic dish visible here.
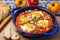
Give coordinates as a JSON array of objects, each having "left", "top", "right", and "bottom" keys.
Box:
[{"left": 11, "top": 6, "right": 59, "bottom": 38}]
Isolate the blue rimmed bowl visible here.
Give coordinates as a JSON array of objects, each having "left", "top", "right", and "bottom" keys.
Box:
[{"left": 11, "top": 6, "right": 59, "bottom": 38}]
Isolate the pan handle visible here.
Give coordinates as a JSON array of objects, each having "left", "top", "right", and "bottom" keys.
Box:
[
  {"left": 44, "top": 23, "right": 59, "bottom": 36},
  {"left": 11, "top": 7, "right": 21, "bottom": 18}
]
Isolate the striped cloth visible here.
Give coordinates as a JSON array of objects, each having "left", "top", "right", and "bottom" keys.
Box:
[{"left": 0, "top": 0, "right": 60, "bottom": 8}]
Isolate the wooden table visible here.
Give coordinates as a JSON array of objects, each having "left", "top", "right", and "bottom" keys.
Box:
[{"left": 0, "top": 16, "right": 60, "bottom": 40}]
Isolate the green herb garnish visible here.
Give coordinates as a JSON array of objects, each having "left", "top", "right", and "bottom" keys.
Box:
[
  {"left": 32, "top": 17, "right": 36, "bottom": 20},
  {"left": 27, "top": 20, "right": 30, "bottom": 23},
  {"left": 35, "top": 19, "right": 39, "bottom": 22}
]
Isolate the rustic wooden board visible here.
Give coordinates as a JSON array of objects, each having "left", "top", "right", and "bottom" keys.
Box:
[{"left": 0, "top": 16, "right": 60, "bottom": 40}]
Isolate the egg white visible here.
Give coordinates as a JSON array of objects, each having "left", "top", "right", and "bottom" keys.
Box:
[
  {"left": 38, "top": 20, "right": 48, "bottom": 27},
  {"left": 39, "top": 11, "right": 43, "bottom": 16},
  {"left": 20, "top": 24, "right": 35, "bottom": 32}
]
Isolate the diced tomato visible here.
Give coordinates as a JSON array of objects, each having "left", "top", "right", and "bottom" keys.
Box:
[
  {"left": 30, "top": 30, "right": 37, "bottom": 34},
  {"left": 42, "top": 11, "right": 47, "bottom": 17},
  {"left": 16, "top": 20, "right": 19, "bottom": 22},
  {"left": 28, "top": 10, "right": 32, "bottom": 12},
  {"left": 18, "top": 27, "right": 23, "bottom": 31},
  {"left": 21, "top": 12, "right": 25, "bottom": 15},
  {"left": 34, "top": 24, "right": 38, "bottom": 27},
  {"left": 43, "top": 28, "right": 47, "bottom": 32},
  {"left": 37, "top": 16, "right": 40, "bottom": 18},
  {"left": 34, "top": 30, "right": 37, "bottom": 34},
  {"left": 49, "top": 18, "right": 53, "bottom": 22},
  {"left": 16, "top": 22, "right": 19, "bottom": 26},
  {"left": 16, "top": 16, "right": 20, "bottom": 20},
  {"left": 43, "top": 26, "right": 51, "bottom": 32},
  {"left": 37, "top": 28, "right": 43, "bottom": 34},
  {"left": 16, "top": 23, "right": 20, "bottom": 27},
  {"left": 19, "top": 13, "right": 22, "bottom": 17},
  {"left": 29, "top": 30, "right": 34, "bottom": 33},
  {"left": 23, "top": 22, "right": 26, "bottom": 24},
  {"left": 47, "top": 26, "right": 51, "bottom": 30},
  {"left": 25, "top": 30, "right": 29, "bottom": 33},
  {"left": 48, "top": 18, "right": 53, "bottom": 25},
  {"left": 26, "top": 13, "right": 32, "bottom": 19},
  {"left": 18, "top": 12, "right": 25, "bottom": 17}
]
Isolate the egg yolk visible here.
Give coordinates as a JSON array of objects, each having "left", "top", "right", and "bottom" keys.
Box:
[
  {"left": 33, "top": 11, "right": 40, "bottom": 17},
  {"left": 21, "top": 15, "right": 27, "bottom": 21},
  {"left": 38, "top": 20, "right": 48, "bottom": 27},
  {"left": 26, "top": 23, "right": 32, "bottom": 28}
]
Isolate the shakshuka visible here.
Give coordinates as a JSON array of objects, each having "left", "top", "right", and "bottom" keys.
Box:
[{"left": 16, "top": 9, "right": 53, "bottom": 34}]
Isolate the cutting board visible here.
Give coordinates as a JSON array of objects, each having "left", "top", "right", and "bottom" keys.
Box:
[{"left": 0, "top": 15, "right": 11, "bottom": 30}]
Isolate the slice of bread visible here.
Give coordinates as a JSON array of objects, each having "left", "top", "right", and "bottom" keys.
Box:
[
  {"left": 2, "top": 26, "right": 11, "bottom": 40},
  {"left": 11, "top": 27, "right": 20, "bottom": 40},
  {"left": 0, "top": 1, "right": 10, "bottom": 22},
  {"left": 2, "top": 20, "right": 20, "bottom": 40},
  {"left": 0, "top": 33, "right": 6, "bottom": 40}
]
